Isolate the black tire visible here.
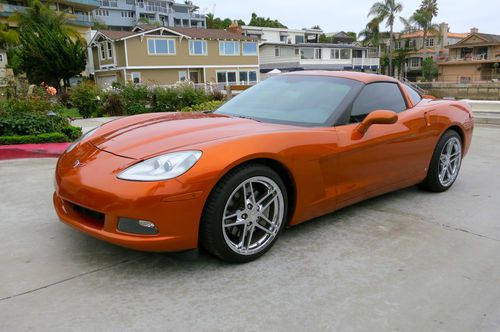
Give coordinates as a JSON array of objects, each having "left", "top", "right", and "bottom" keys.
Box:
[
  {"left": 200, "top": 163, "right": 288, "bottom": 263},
  {"left": 420, "top": 130, "right": 463, "bottom": 192}
]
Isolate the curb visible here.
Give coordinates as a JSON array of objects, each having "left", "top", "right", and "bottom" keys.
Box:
[{"left": 0, "top": 143, "right": 70, "bottom": 161}]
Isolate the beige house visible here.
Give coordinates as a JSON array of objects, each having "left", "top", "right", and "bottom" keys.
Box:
[
  {"left": 89, "top": 26, "right": 260, "bottom": 87},
  {"left": 392, "top": 23, "right": 467, "bottom": 80},
  {"left": 438, "top": 29, "right": 500, "bottom": 82}
]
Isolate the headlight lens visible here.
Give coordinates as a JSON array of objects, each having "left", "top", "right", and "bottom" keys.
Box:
[
  {"left": 65, "top": 127, "right": 99, "bottom": 153},
  {"left": 117, "top": 150, "right": 202, "bottom": 181}
]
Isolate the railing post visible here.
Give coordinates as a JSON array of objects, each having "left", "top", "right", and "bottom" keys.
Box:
[{"left": 225, "top": 85, "right": 233, "bottom": 100}]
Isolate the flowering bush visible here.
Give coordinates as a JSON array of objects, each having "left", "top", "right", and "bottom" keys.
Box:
[{"left": 69, "top": 81, "right": 101, "bottom": 118}]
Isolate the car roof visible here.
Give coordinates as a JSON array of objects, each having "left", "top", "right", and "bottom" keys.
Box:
[{"left": 283, "top": 70, "right": 399, "bottom": 84}]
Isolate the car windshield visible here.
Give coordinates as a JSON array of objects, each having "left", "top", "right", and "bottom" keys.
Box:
[{"left": 215, "top": 75, "right": 362, "bottom": 126}]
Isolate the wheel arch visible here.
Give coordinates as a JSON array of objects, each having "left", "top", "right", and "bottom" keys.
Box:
[{"left": 444, "top": 124, "right": 466, "bottom": 152}]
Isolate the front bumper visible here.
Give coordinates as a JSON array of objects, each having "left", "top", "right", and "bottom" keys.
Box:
[{"left": 53, "top": 142, "right": 211, "bottom": 252}]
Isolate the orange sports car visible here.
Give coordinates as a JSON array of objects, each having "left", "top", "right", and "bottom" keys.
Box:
[{"left": 54, "top": 71, "right": 473, "bottom": 263}]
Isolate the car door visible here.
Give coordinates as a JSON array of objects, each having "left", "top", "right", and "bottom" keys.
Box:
[{"left": 333, "top": 81, "right": 429, "bottom": 206}]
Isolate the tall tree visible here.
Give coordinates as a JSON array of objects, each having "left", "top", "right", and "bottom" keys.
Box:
[
  {"left": 368, "top": 0, "right": 403, "bottom": 76},
  {"left": 359, "top": 17, "right": 381, "bottom": 47},
  {"left": 414, "top": 0, "right": 439, "bottom": 49},
  {"left": 10, "top": 0, "right": 86, "bottom": 91},
  {"left": 248, "top": 13, "right": 287, "bottom": 29}
]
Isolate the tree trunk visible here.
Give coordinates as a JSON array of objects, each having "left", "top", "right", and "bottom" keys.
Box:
[
  {"left": 421, "top": 29, "right": 427, "bottom": 50},
  {"left": 389, "top": 26, "right": 394, "bottom": 77}
]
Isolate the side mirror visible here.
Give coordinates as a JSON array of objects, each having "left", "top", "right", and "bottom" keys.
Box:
[{"left": 354, "top": 110, "right": 398, "bottom": 136}]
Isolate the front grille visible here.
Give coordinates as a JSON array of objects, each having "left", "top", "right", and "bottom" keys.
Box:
[{"left": 70, "top": 202, "right": 105, "bottom": 229}]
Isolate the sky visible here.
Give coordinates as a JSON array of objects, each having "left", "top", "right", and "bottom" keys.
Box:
[{"left": 193, "top": 0, "right": 499, "bottom": 35}]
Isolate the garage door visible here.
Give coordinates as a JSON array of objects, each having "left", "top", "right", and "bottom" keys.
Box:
[{"left": 97, "top": 75, "right": 117, "bottom": 88}]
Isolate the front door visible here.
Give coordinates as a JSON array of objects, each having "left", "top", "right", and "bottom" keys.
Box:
[
  {"left": 189, "top": 72, "right": 199, "bottom": 83},
  {"left": 333, "top": 82, "right": 428, "bottom": 205}
]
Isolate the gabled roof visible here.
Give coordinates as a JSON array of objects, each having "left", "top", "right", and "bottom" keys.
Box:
[
  {"left": 94, "top": 26, "right": 257, "bottom": 43},
  {"left": 448, "top": 32, "right": 500, "bottom": 48}
]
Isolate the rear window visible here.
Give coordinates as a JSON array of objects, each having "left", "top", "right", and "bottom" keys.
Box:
[{"left": 403, "top": 84, "right": 422, "bottom": 105}]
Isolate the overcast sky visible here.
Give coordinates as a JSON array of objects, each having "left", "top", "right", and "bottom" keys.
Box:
[{"left": 194, "top": 0, "right": 498, "bottom": 35}]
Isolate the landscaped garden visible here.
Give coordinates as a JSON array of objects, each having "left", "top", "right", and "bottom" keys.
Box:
[{"left": 0, "top": 80, "right": 225, "bottom": 145}]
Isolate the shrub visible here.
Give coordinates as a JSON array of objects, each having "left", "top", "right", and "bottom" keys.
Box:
[
  {"left": 0, "top": 132, "right": 68, "bottom": 145},
  {"left": 121, "top": 84, "right": 150, "bottom": 115},
  {"left": 151, "top": 87, "right": 180, "bottom": 112},
  {"left": 0, "top": 108, "right": 81, "bottom": 139},
  {"left": 102, "top": 92, "right": 125, "bottom": 116},
  {"left": 181, "top": 100, "right": 224, "bottom": 113},
  {"left": 177, "top": 85, "right": 211, "bottom": 108},
  {"left": 70, "top": 81, "right": 101, "bottom": 118}
]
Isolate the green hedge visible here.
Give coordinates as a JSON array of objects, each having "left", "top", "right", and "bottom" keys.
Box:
[
  {"left": 181, "top": 100, "right": 224, "bottom": 112},
  {"left": 0, "top": 132, "right": 69, "bottom": 145}
]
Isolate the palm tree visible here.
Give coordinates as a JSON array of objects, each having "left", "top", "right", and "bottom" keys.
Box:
[
  {"left": 414, "top": 0, "right": 439, "bottom": 50},
  {"left": 368, "top": 0, "right": 403, "bottom": 77},
  {"left": 359, "top": 17, "right": 381, "bottom": 47}
]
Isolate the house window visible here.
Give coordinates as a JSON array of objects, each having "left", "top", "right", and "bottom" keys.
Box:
[
  {"left": 96, "top": 9, "right": 109, "bottom": 16},
  {"left": 216, "top": 71, "right": 237, "bottom": 84},
  {"left": 239, "top": 71, "right": 257, "bottom": 83},
  {"left": 331, "top": 49, "right": 350, "bottom": 59},
  {"left": 280, "top": 35, "right": 287, "bottom": 42},
  {"left": 425, "top": 38, "right": 434, "bottom": 47},
  {"left": 410, "top": 57, "right": 420, "bottom": 67},
  {"left": 131, "top": 72, "right": 141, "bottom": 84},
  {"left": 295, "top": 48, "right": 300, "bottom": 56},
  {"left": 0, "top": 54, "right": 3, "bottom": 62},
  {"left": 121, "top": 11, "right": 134, "bottom": 17},
  {"left": 301, "top": 48, "right": 314, "bottom": 59},
  {"left": 189, "top": 40, "right": 207, "bottom": 55},
  {"left": 178, "top": 71, "right": 187, "bottom": 81},
  {"left": 295, "top": 35, "right": 305, "bottom": 44},
  {"left": 99, "top": 43, "right": 106, "bottom": 60},
  {"left": 408, "top": 39, "right": 415, "bottom": 48},
  {"left": 147, "top": 39, "right": 176, "bottom": 55},
  {"left": 395, "top": 41, "right": 401, "bottom": 49},
  {"left": 274, "top": 46, "right": 280, "bottom": 57},
  {"left": 219, "top": 41, "right": 240, "bottom": 56},
  {"left": 314, "top": 48, "right": 322, "bottom": 59},
  {"left": 107, "top": 41, "right": 113, "bottom": 58},
  {"left": 242, "top": 42, "right": 257, "bottom": 56}
]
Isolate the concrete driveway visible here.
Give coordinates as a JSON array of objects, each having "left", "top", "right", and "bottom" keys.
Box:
[{"left": 1, "top": 125, "right": 499, "bottom": 331}]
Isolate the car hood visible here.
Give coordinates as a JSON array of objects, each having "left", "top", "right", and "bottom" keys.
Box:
[{"left": 90, "top": 112, "right": 287, "bottom": 159}]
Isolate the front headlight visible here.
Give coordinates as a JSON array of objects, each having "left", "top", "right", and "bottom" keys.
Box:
[
  {"left": 117, "top": 150, "right": 202, "bottom": 181},
  {"left": 65, "top": 127, "right": 99, "bottom": 153}
]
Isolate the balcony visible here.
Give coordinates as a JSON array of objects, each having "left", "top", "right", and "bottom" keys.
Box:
[
  {"left": 352, "top": 57, "right": 380, "bottom": 67},
  {"left": 99, "top": 0, "right": 117, "bottom": 7},
  {"left": 67, "top": 13, "right": 94, "bottom": 26},
  {"left": 58, "top": 0, "right": 100, "bottom": 9}
]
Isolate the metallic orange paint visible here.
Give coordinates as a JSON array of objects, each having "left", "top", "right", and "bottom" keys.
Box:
[{"left": 53, "top": 72, "right": 473, "bottom": 252}]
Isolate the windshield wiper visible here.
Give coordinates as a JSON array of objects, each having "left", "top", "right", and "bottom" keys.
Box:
[{"left": 231, "top": 115, "right": 261, "bottom": 122}]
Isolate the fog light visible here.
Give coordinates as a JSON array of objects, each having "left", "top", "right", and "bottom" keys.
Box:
[{"left": 117, "top": 217, "right": 158, "bottom": 235}]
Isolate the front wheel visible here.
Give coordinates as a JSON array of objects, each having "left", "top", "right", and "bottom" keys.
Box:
[
  {"left": 200, "top": 164, "right": 288, "bottom": 263},
  {"left": 420, "top": 130, "right": 462, "bottom": 192}
]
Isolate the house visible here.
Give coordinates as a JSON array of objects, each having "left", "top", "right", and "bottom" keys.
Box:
[
  {"left": 391, "top": 23, "right": 467, "bottom": 80},
  {"left": 240, "top": 25, "right": 379, "bottom": 75},
  {"left": 89, "top": 25, "right": 259, "bottom": 87},
  {"left": 438, "top": 29, "right": 500, "bottom": 82},
  {"left": 324, "top": 31, "right": 355, "bottom": 44},
  {"left": 94, "top": 0, "right": 206, "bottom": 31},
  {"left": 0, "top": 0, "right": 97, "bottom": 38},
  {"left": 242, "top": 25, "right": 323, "bottom": 45}
]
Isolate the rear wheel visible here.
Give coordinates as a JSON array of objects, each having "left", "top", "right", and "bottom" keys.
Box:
[
  {"left": 420, "top": 130, "right": 462, "bottom": 192},
  {"left": 200, "top": 164, "right": 287, "bottom": 263}
]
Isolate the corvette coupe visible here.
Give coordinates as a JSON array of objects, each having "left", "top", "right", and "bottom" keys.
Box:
[{"left": 54, "top": 71, "right": 473, "bottom": 263}]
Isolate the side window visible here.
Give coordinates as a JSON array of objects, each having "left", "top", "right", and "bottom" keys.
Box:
[
  {"left": 403, "top": 84, "right": 422, "bottom": 105},
  {"left": 350, "top": 82, "right": 407, "bottom": 123}
]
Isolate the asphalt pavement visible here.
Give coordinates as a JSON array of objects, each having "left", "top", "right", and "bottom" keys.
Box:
[{"left": 0, "top": 125, "right": 499, "bottom": 331}]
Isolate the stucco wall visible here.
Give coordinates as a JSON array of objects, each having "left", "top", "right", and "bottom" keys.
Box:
[{"left": 417, "top": 82, "right": 500, "bottom": 100}]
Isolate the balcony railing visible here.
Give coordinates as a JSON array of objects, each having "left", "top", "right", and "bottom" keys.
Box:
[
  {"left": 352, "top": 58, "right": 380, "bottom": 67},
  {"left": 59, "top": 0, "right": 100, "bottom": 8},
  {"left": 99, "top": 0, "right": 118, "bottom": 7}
]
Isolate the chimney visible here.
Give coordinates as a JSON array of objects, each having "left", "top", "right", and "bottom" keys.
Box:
[
  {"left": 227, "top": 21, "right": 243, "bottom": 35},
  {"left": 439, "top": 22, "right": 448, "bottom": 48},
  {"left": 470, "top": 27, "right": 479, "bottom": 34}
]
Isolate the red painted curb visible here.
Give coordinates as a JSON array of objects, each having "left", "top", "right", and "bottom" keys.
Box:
[{"left": 0, "top": 143, "right": 71, "bottom": 160}]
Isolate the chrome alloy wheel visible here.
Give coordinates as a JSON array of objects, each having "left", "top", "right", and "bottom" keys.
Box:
[
  {"left": 438, "top": 136, "right": 462, "bottom": 187},
  {"left": 222, "top": 176, "right": 285, "bottom": 255}
]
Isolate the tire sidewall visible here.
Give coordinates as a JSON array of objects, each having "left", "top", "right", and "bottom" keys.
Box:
[
  {"left": 202, "top": 164, "right": 288, "bottom": 263},
  {"left": 426, "top": 130, "right": 463, "bottom": 192}
]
